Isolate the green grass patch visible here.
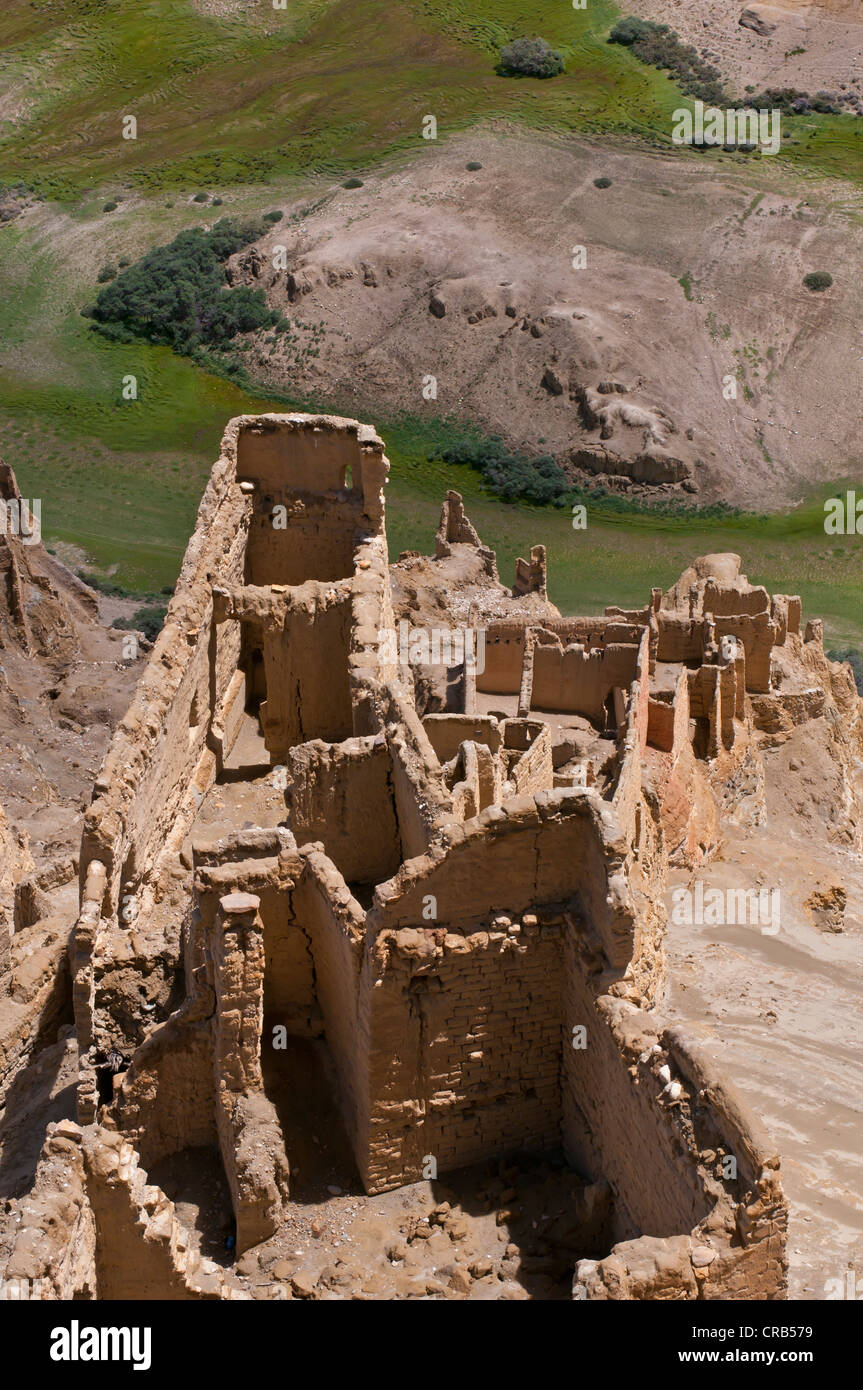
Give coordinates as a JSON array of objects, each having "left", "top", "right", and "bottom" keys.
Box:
[{"left": 0, "top": 0, "right": 860, "bottom": 195}]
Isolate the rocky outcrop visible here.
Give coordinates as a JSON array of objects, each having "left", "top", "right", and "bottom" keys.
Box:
[
  {"left": 571, "top": 444, "right": 691, "bottom": 486},
  {"left": 739, "top": 6, "right": 780, "bottom": 36}
]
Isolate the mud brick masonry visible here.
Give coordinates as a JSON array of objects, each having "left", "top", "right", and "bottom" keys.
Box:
[{"left": 10, "top": 412, "right": 858, "bottom": 1299}]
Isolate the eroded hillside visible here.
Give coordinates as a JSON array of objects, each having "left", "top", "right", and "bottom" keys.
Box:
[{"left": 222, "top": 133, "right": 863, "bottom": 509}]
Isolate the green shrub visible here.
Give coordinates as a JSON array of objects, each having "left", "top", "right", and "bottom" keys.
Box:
[
  {"left": 134, "top": 605, "right": 167, "bottom": 642},
  {"left": 608, "top": 17, "right": 651, "bottom": 45},
  {"left": 212, "top": 197, "right": 223, "bottom": 206},
  {"left": 342, "top": 177, "right": 364, "bottom": 189},
  {"left": 97, "top": 263, "right": 117, "bottom": 283},
  {"left": 498, "top": 37, "right": 564, "bottom": 79},
  {"left": 84, "top": 217, "right": 278, "bottom": 353},
  {"left": 192, "top": 192, "right": 209, "bottom": 203},
  {"left": 264, "top": 209, "right": 283, "bottom": 223},
  {"left": 466, "top": 161, "right": 482, "bottom": 171},
  {"left": 747, "top": 87, "right": 838, "bottom": 116},
  {"left": 78, "top": 570, "right": 126, "bottom": 597},
  {"left": 102, "top": 200, "right": 118, "bottom": 212},
  {"left": 593, "top": 176, "right": 612, "bottom": 188},
  {"left": 609, "top": 16, "right": 729, "bottom": 105},
  {"left": 803, "top": 271, "right": 833, "bottom": 291},
  {"left": 433, "top": 435, "right": 569, "bottom": 506},
  {"left": 112, "top": 605, "right": 167, "bottom": 643}
]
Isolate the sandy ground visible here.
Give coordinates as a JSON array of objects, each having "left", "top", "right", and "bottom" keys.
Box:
[
  {"left": 629, "top": 0, "right": 863, "bottom": 99},
  {"left": 661, "top": 730, "right": 863, "bottom": 1299}
]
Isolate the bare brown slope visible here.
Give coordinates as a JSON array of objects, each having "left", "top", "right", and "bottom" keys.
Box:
[
  {"left": 0, "top": 461, "right": 141, "bottom": 863},
  {"left": 627, "top": 0, "right": 863, "bottom": 101},
  {"left": 228, "top": 132, "right": 863, "bottom": 509}
]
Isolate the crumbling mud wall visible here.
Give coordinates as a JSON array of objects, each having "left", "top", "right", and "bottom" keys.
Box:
[
  {"left": 365, "top": 915, "right": 566, "bottom": 1187},
  {"left": 571, "top": 1018, "right": 787, "bottom": 1301},
  {"left": 0, "top": 1121, "right": 97, "bottom": 1300},
  {"left": 291, "top": 851, "right": 368, "bottom": 1152},
  {"left": 531, "top": 640, "right": 640, "bottom": 721},
  {"left": 72, "top": 414, "right": 392, "bottom": 1122},
  {"left": 37, "top": 416, "right": 859, "bottom": 1300},
  {"left": 355, "top": 786, "right": 649, "bottom": 1194},
  {"left": 286, "top": 737, "right": 401, "bottom": 886},
  {"left": 72, "top": 442, "right": 251, "bottom": 1119},
  {"left": 79, "top": 448, "right": 249, "bottom": 900},
  {"left": 1, "top": 1119, "right": 254, "bottom": 1300}
]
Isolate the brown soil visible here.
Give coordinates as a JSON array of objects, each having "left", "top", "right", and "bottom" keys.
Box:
[
  {"left": 629, "top": 0, "right": 863, "bottom": 100},
  {"left": 229, "top": 130, "right": 863, "bottom": 509}
]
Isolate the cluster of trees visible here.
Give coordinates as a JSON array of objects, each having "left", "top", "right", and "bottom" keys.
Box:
[
  {"left": 84, "top": 217, "right": 282, "bottom": 352},
  {"left": 609, "top": 17, "right": 729, "bottom": 105},
  {"left": 433, "top": 435, "right": 569, "bottom": 505}
]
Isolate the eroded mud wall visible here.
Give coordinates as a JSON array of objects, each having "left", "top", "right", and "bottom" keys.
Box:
[
  {"left": 363, "top": 922, "right": 565, "bottom": 1191},
  {"left": 287, "top": 738, "right": 402, "bottom": 887}
]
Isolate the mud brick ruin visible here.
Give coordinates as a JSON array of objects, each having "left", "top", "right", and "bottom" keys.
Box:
[{"left": 7, "top": 411, "right": 861, "bottom": 1300}]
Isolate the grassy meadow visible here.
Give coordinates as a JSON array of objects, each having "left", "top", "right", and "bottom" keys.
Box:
[{"left": 0, "top": 0, "right": 860, "bottom": 196}]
